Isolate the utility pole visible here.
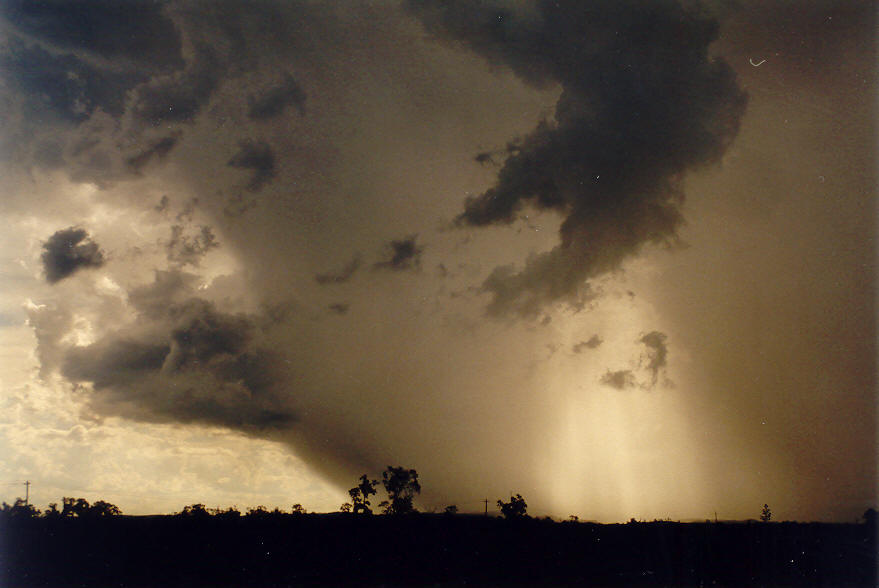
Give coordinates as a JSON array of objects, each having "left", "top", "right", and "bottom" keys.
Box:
[
  {"left": 482, "top": 498, "right": 488, "bottom": 516},
  {"left": 24, "top": 480, "right": 30, "bottom": 507}
]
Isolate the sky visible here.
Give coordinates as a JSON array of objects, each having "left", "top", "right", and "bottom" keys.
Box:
[{"left": 0, "top": 0, "right": 874, "bottom": 522}]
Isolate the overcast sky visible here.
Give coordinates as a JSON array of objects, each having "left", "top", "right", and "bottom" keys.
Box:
[{"left": 0, "top": 0, "right": 874, "bottom": 522}]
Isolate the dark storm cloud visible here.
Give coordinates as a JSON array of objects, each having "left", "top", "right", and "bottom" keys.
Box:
[
  {"left": 125, "top": 134, "right": 180, "bottom": 172},
  {"left": 600, "top": 369, "right": 635, "bottom": 390},
  {"left": 155, "top": 195, "right": 170, "bottom": 213},
  {"left": 315, "top": 256, "right": 362, "bottom": 285},
  {"left": 227, "top": 140, "right": 277, "bottom": 192},
  {"left": 0, "top": 0, "right": 184, "bottom": 71},
  {"left": 222, "top": 194, "right": 259, "bottom": 218},
  {"left": 474, "top": 151, "right": 495, "bottom": 165},
  {"left": 62, "top": 294, "right": 296, "bottom": 433},
  {"left": 374, "top": 236, "right": 423, "bottom": 271},
  {"left": 64, "top": 339, "right": 170, "bottom": 387},
  {"left": 573, "top": 335, "right": 602, "bottom": 353},
  {"left": 166, "top": 224, "right": 219, "bottom": 267},
  {"left": 639, "top": 330, "right": 668, "bottom": 387},
  {"left": 163, "top": 298, "right": 252, "bottom": 371},
  {"left": 0, "top": 38, "right": 146, "bottom": 122},
  {"left": 41, "top": 227, "right": 105, "bottom": 283},
  {"left": 128, "top": 44, "right": 224, "bottom": 125},
  {"left": 248, "top": 73, "right": 307, "bottom": 120},
  {"left": 0, "top": 0, "right": 182, "bottom": 125},
  {"left": 409, "top": 0, "right": 747, "bottom": 316},
  {"left": 0, "top": 0, "right": 336, "bottom": 191}
]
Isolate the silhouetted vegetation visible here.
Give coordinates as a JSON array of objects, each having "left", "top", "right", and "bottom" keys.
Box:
[
  {"left": 761, "top": 503, "right": 772, "bottom": 522},
  {"left": 0, "top": 498, "right": 40, "bottom": 519},
  {"left": 40, "top": 497, "right": 123, "bottom": 518},
  {"left": 348, "top": 474, "right": 379, "bottom": 515},
  {"left": 380, "top": 466, "right": 421, "bottom": 515},
  {"left": 179, "top": 503, "right": 211, "bottom": 518},
  {"left": 497, "top": 493, "right": 528, "bottom": 519},
  {"left": 1, "top": 494, "right": 876, "bottom": 587}
]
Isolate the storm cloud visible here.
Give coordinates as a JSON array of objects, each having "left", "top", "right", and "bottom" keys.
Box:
[
  {"left": 600, "top": 369, "right": 635, "bottom": 390},
  {"left": 248, "top": 73, "right": 307, "bottom": 120},
  {"left": 126, "top": 134, "right": 180, "bottom": 173},
  {"left": 639, "top": 330, "right": 669, "bottom": 387},
  {"left": 2, "top": 0, "right": 873, "bottom": 525},
  {"left": 166, "top": 224, "right": 219, "bottom": 267},
  {"left": 0, "top": 0, "right": 184, "bottom": 71},
  {"left": 61, "top": 280, "right": 296, "bottom": 433},
  {"left": 374, "top": 236, "right": 423, "bottom": 272},
  {"left": 227, "top": 140, "right": 277, "bottom": 192},
  {"left": 315, "top": 256, "right": 362, "bottom": 285},
  {"left": 409, "top": 0, "right": 747, "bottom": 316},
  {"left": 41, "top": 227, "right": 106, "bottom": 283},
  {"left": 573, "top": 335, "right": 602, "bottom": 353}
]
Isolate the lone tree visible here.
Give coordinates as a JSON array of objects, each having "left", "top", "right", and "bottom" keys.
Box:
[
  {"left": 380, "top": 466, "right": 421, "bottom": 515},
  {"left": 348, "top": 474, "right": 378, "bottom": 515},
  {"left": 497, "top": 494, "right": 528, "bottom": 519},
  {"left": 760, "top": 503, "right": 772, "bottom": 522}
]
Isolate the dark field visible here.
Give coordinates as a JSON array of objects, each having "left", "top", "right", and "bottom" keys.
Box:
[{"left": 2, "top": 514, "right": 875, "bottom": 587}]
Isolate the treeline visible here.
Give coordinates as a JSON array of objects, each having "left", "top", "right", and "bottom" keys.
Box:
[
  {"left": 4, "top": 466, "right": 878, "bottom": 527},
  {"left": 1, "top": 496, "right": 121, "bottom": 519},
  {"left": 3, "top": 465, "right": 877, "bottom": 528},
  {"left": 3, "top": 509, "right": 876, "bottom": 587},
  {"left": 3, "top": 468, "right": 875, "bottom": 587}
]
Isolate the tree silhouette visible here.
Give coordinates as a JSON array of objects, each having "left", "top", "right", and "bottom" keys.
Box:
[
  {"left": 54, "top": 497, "right": 121, "bottom": 518},
  {"left": 62, "top": 497, "right": 91, "bottom": 517},
  {"left": 246, "top": 505, "right": 271, "bottom": 519},
  {"left": 180, "top": 503, "right": 211, "bottom": 518},
  {"left": 1, "top": 498, "right": 40, "bottom": 518},
  {"left": 89, "top": 500, "right": 121, "bottom": 517},
  {"left": 380, "top": 466, "right": 421, "bottom": 515},
  {"left": 44, "top": 502, "right": 61, "bottom": 518},
  {"left": 760, "top": 504, "right": 772, "bottom": 522},
  {"left": 348, "top": 474, "right": 378, "bottom": 515},
  {"left": 497, "top": 494, "right": 527, "bottom": 519},
  {"left": 215, "top": 506, "right": 240, "bottom": 520}
]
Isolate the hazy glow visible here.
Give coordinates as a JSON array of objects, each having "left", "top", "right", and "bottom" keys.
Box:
[{"left": 532, "top": 271, "right": 704, "bottom": 521}]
